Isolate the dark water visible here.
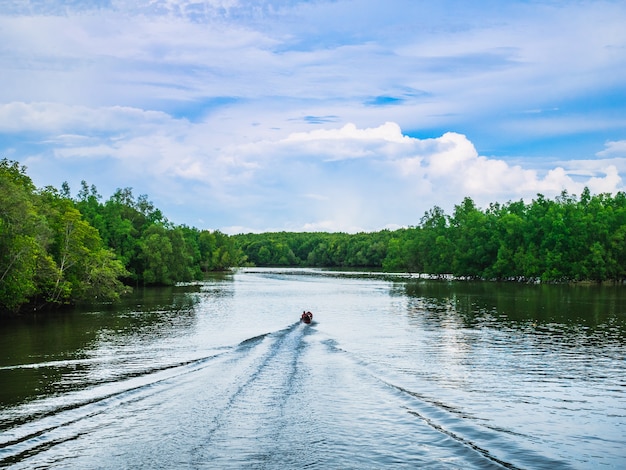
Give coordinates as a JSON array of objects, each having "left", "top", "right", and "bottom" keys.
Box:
[{"left": 1, "top": 268, "right": 625, "bottom": 469}]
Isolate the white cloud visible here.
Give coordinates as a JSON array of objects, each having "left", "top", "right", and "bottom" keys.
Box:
[
  {"left": 0, "top": 102, "right": 178, "bottom": 133},
  {"left": 2, "top": 1, "right": 626, "bottom": 232},
  {"left": 3, "top": 1, "right": 624, "bottom": 130},
  {"left": 270, "top": 123, "right": 625, "bottom": 230},
  {"left": 597, "top": 140, "right": 626, "bottom": 158},
  {"left": 285, "top": 122, "right": 409, "bottom": 144},
  {"left": 5, "top": 102, "right": 625, "bottom": 232}
]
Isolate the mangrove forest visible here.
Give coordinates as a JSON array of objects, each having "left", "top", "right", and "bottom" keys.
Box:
[{"left": 3, "top": 157, "right": 626, "bottom": 314}]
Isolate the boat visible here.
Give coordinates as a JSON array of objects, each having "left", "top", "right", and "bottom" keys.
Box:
[{"left": 301, "top": 311, "right": 313, "bottom": 324}]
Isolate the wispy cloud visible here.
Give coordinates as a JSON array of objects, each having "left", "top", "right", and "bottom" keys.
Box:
[{"left": 597, "top": 140, "right": 626, "bottom": 158}]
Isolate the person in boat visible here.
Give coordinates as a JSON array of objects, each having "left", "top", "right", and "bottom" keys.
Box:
[{"left": 301, "top": 311, "right": 313, "bottom": 323}]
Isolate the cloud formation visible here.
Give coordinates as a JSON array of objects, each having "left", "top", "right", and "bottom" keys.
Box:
[
  {"left": 1, "top": 1, "right": 626, "bottom": 233},
  {"left": 4, "top": 101, "right": 623, "bottom": 233}
]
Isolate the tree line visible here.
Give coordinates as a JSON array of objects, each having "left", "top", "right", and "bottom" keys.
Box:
[
  {"left": 4, "top": 156, "right": 626, "bottom": 314},
  {"left": 233, "top": 189, "right": 626, "bottom": 283},
  {"left": 234, "top": 231, "right": 391, "bottom": 268},
  {"left": 1, "top": 159, "right": 242, "bottom": 314}
]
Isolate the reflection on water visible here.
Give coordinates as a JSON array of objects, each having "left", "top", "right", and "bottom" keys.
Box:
[
  {"left": 395, "top": 279, "right": 626, "bottom": 468},
  {"left": 0, "top": 285, "right": 203, "bottom": 408},
  {"left": 404, "top": 280, "right": 626, "bottom": 340},
  {"left": 1, "top": 270, "right": 625, "bottom": 469}
]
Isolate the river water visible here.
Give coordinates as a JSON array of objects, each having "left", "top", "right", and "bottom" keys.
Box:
[{"left": 1, "top": 268, "right": 625, "bottom": 469}]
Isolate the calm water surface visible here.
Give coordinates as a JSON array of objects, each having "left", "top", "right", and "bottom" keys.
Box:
[{"left": 1, "top": 268, "right": 625, "bottom": 469}]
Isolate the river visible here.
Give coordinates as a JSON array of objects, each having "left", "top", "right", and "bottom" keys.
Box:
[{"left": 1, "top": 268, "right": 625, "bottom": 469}]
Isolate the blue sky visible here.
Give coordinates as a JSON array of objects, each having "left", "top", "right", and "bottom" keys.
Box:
[{"left": 1, "top": 0, "right": 625, "bottom": 233}]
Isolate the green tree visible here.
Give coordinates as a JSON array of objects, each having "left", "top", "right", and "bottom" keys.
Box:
[
  {"left": 491, "top": 207, "right": 526, "bottom": 279},
  {"left": 0, "top": 160, "right": 51, "bottom": 312},
  {"left": 139, "top": 224, "right": 175, "bottom": 285},
  {"left": 416, "top": 206, "right": 452, "bottom": 274},
  {"left": 449, "top": 197, "right": 497, "bottom": 278},
  {"left": 37, "top": 187, "right": 128, "bottom": 304},
  {"left": 382, "top": 236, "right": 409, "bottom": 271}
]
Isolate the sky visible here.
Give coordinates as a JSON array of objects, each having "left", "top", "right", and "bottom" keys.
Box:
[{"left": 1, "top": 0, "right": 625, "bottom": 234}]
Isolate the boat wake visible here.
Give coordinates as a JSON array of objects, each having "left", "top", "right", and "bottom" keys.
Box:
[
  {"left": 0, "top": 322, "right": 309, "bottom": 468},
  {"left": 1, "top": 320, "right": 573, "bottom": 469},
  {"left": 314, "top": 337, "right": 573, "bottom": 470}
]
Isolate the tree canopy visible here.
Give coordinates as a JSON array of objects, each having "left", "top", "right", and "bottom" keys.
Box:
[
  {"left": 3, "top": 156, "right": 626, "bottom": 315},
  {"left": 1, "top": 158, "right": 243, "bottom": 314},
  {"left": 233, "top": 190, "right": 626, "bottom": 283}
]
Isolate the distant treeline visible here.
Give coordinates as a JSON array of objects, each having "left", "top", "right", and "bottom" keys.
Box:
[
  {"left": 1, "top": 158, "right": 242, "bottom": 314},
  {"left": 233, "top": 190, "right": 626, "bottom": 284},
  {"left": 234, "top": 231, "right": 391, "bottom": 269},
  {"left": 4, "top": 156, "right": 626, "bottom": 314}
]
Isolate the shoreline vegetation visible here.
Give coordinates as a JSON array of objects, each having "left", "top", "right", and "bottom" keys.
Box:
[{"left": 2, "top": 158, "right": 626, "bottom": 314}]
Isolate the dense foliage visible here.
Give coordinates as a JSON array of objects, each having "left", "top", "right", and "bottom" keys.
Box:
[
  {"left": 1, "top": 159, "right": 128, "bottom": 313},
  {"left": 4, "top": 156, "right": 626, "bottom": 314},
  {"left": 234, "top": 231, "right": 391, "bottom": 268},
  {"left": 234, "top": 190, "right": 626, "bottom": 283},
  {"left": 385, "top": 192, "right": 626, "bottom": 282},
  {"left": 71, "top": 181, "right": 241, "bottom": 285},
  {"left": 1, "top": 159, "right": 242, "bottom": 314}
]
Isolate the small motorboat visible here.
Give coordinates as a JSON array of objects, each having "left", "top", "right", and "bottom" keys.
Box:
[{"left": 301, "top": 311, "right": 313, "bottom": 324}]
